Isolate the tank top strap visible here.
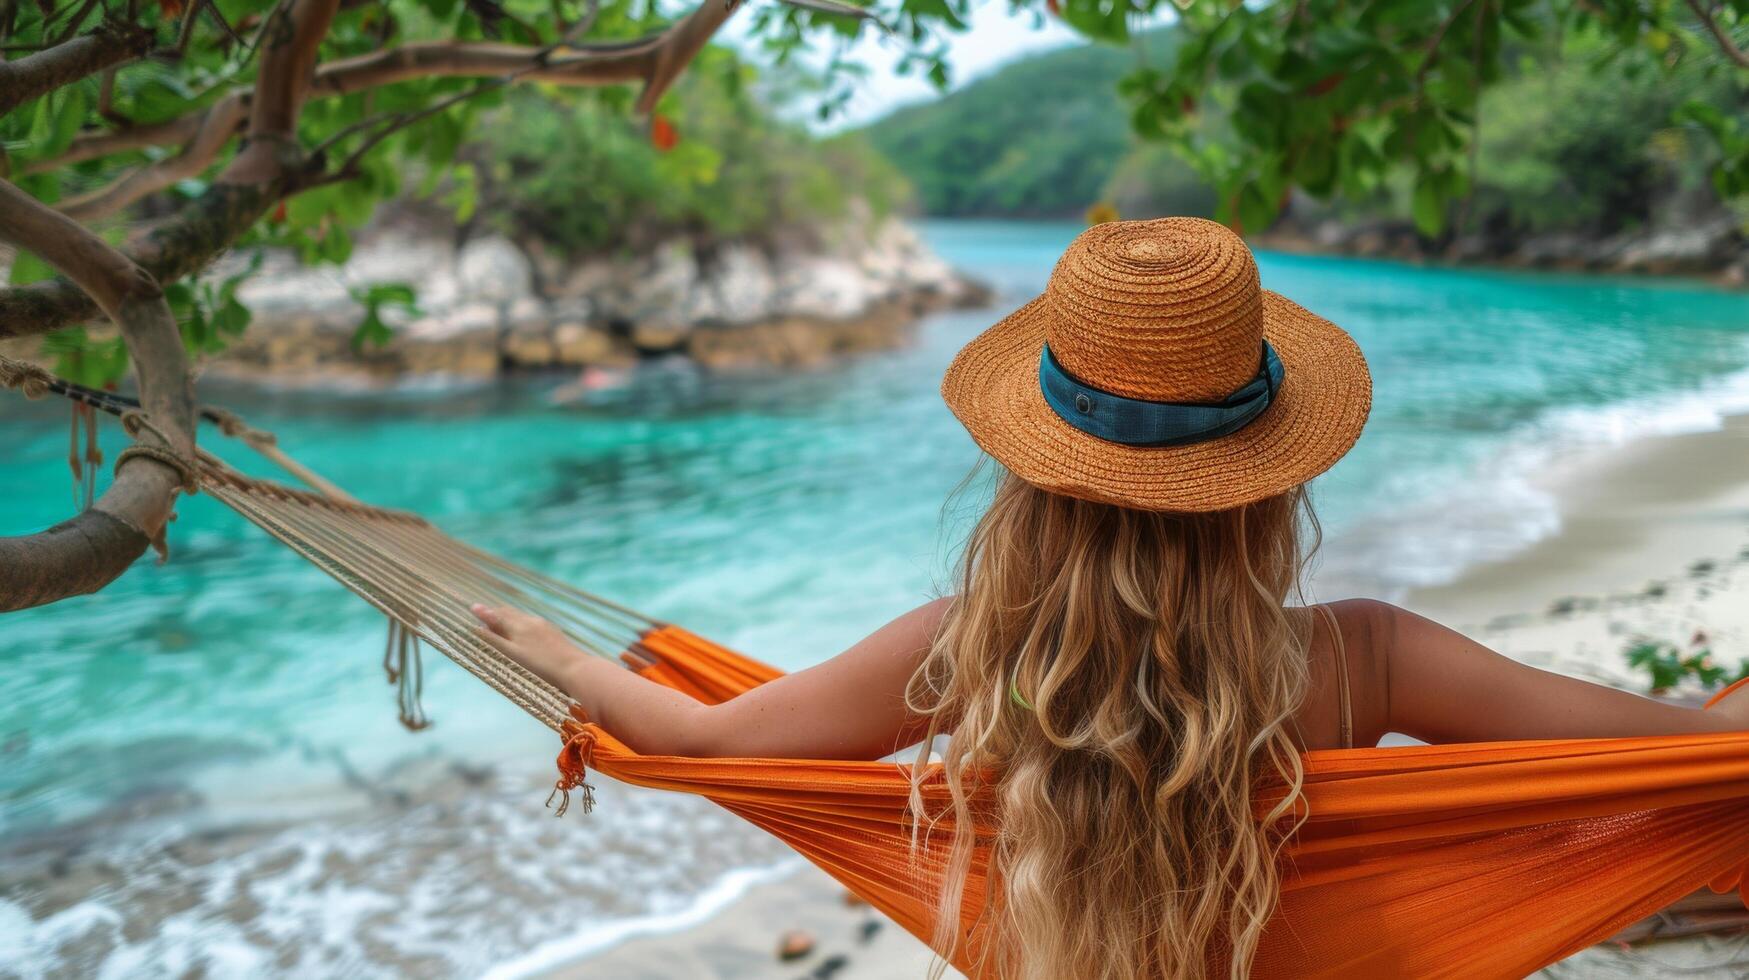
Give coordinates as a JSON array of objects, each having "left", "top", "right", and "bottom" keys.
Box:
[{"left": 1315, "top": 604, "right": 1354, "bottom": 750}]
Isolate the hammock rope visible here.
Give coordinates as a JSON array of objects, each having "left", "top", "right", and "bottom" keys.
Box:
[{"left": 9, "top": 355, "right": 1749, "bottom": 977}]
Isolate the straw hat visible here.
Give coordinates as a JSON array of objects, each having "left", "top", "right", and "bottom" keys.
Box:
[{"left": 942, "top": 217, "right": 1371, "bottom": 513}]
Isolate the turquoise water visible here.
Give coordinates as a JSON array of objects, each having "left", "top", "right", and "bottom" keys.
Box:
[{"left": 3, "top": 220, "right": 1749, "bottom": 975}]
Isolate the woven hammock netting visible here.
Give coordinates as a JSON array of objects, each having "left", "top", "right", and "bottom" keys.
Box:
[{"left": 10, "top": 359, "right": 1749, "bottom": 979}]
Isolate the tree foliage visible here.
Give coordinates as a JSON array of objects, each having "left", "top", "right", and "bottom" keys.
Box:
[
  {"left": 0, "top": 0, "right": 936, "bottom": 382},
  {"left": 475, "top": 52, "right": 909, "bottom": 254},
  {"left": 5, "top": 0, "right": 1746, "bottom": 387},
  {"left": 1118, "top": 0, "right": 1749, "bottom": 236},
  {"left": 865, "top": 31, "right": 1174, "bottom": 215}
]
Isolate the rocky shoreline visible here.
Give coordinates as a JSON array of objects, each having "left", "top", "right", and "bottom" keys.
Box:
[
  {"left": 1261, "top": 211, "right": 1748, "bottom": 285},
  {"left": 205, "top": 213, "right": 987, "bottom": 388}
]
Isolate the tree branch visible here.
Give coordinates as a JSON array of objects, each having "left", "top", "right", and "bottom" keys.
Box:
[
  {"left": 0, "top": 176, "right": 298, "bottom": 339},
  {"left": 0, "top": 0, "right": 356, "bottom": 608},
  {"left": 57, "top": 93, "right": 249, "bottom": 222},
  {"left": 0, "top": 178, "right": 195, "bottom": 611},
  {"left": 19, "top": 113, "right": 210, "bottom": 175},
  {"left": 227, "top": 0, "right": 338, "bottom": 183},
  {"left": 0, "top": 21, "right": 153, "bottom": 118},
  {"left": 0, "top": 0, "right": 740, "bottom": 332},
  {"left": 24, "top": 0, "right": 739, "bottom": 180},
  {"left": 1684, "top": 0, "right": 1749, "bottom": 68}
]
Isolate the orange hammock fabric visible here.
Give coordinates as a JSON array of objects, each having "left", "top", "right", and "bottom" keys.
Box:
[{"left": 574, "top": 625, "right": 1749, "bottom": 979}]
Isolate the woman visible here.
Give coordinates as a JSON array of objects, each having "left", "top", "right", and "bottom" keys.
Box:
[{"left": 473, "top": 218, "right": 1749, "bottom": 978}]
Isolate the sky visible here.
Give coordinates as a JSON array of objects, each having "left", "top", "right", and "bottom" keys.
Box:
[
  {"left": 824, "top": 3, "right": 1085, "bottom": 127},
  {"left": 724, "top": 0, "right": 1091, "bottom": 130}
]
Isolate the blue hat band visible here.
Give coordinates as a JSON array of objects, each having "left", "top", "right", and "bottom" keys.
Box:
[{"left": 1038, "top": 342, "right": 1284, "bottom": 448}]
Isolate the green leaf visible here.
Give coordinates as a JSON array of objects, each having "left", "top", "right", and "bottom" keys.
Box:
[
  {"left": 1411, "top": 177, "right": 1446, "bottom": 237},
  {"left": 351, "top": 309, "right": 394, "bottom": 352},
  {"left": 1236, "top": 180, "right": 1276, "bottom": 235},
  {"left": 9, "top": 250, "right": 55, "bottom": 285},
  {"left": 364, "top": 283, "right": 418, "bottom": 308},
  {"left": 215, "top": 295, "right": 252, "bottom": 336},
  {"left": 442, "top": 163, "right": 478, "bottom": 223}
]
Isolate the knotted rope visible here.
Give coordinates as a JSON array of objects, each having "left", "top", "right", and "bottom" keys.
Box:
[
  {"left": 551, "top": 704, "right": 600, "bottom": 816},
  {"left": 116, "top": 409, "right": 202, "bottom": 496},
  {"left": 0, "top": 355, "right": 54, "bottom": 399}
]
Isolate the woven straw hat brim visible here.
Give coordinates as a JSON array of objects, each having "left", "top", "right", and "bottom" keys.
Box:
[{"left": 942, "top": 289, "right": 1372, "bottom": 513}]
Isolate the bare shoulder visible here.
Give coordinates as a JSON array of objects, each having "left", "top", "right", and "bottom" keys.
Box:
[
  {"left": 905, "top": 594, "right": 956, "bottom": 634},
  {"left": 1317, "top": 598, "right": 1426, "bottom": 746},
  {"left": 1323, "top": 596, "right": 1405, "bottom": 633}
]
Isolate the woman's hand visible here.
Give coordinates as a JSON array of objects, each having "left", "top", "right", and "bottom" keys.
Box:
[{"left": 471, "top": 603, "right": 586, "bottom": 691}]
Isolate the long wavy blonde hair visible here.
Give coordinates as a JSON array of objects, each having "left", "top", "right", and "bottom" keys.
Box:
[{"left": 904, "top": 467, "right": 1317, "bottom": 979}]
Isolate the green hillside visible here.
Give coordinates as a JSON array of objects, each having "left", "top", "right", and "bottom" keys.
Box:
[
  {"left": 863, "top": 33, "right": 1215, "bottom": 220},
  {"left": 865, "top": 30, "right": 1742, "bottom": 238}
]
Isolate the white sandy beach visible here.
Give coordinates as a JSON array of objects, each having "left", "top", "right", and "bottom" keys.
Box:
[{"left": 536, "top": 416, "right": 1749, "bottom": 979}]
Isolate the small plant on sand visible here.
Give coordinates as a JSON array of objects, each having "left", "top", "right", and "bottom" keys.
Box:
[{"left": 1625, "top": 631, "right": 1749, "bottom": 696}]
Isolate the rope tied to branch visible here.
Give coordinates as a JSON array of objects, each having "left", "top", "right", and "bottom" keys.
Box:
[
  {"left": 204, "top": 405, "right": 279, "bottom": 448},
  {"left": 116, "top": 409, "right": 202, "bottom": 496},
  {"left": 0, "top": 355, "right": 55, "bottom": 399}
]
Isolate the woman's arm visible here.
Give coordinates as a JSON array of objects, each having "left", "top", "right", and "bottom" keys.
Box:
[
  {"left": 1336, "top": 598, "right": 1749, "bottom": 744},
  {"left": 471, "top": 597, "right": 951, "bottom": 760}
]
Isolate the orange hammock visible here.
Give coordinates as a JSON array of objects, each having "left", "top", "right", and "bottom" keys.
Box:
[
  {"left": 7, "top": 368, "right": 1749, "bottom": 978},
  {"left": 587, "top": 625, "right": 1749, "bottom": 979}
]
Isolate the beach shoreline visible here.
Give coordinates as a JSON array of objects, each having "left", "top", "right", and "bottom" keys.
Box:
[
  {"left": 1407, "top": 413, "right": 1749, "bottom": 629},
  {"left": 524, "top": 414, "right": 1749, "bottom": 979}
]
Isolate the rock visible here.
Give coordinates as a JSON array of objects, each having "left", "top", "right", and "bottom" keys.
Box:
[
  {"left": 501, "top": 326, "right": 556, "bottom": 368},
  {"left": 498, "top": 298, "right": 553, "bottom": 366},
  {"left": 689, "top": 320, "right": 821, "bottom": 369},
  {"left": 457, "top": 236, "right": 534, "bottom": 303},
  {"left": 1313, "top": 220, "right": 1351, "bottom": 249},
  {"left": 505, "top": 296, "right": 548, "bottom": 330},
  {"left": 551, "top": 259, "right": 621, "bottom": 301},
  {"left": 624, "top": 240, "right": 698, "bottom": 318},
  {"left": 235, "top": 257, "right": 356, "bottom": 317},
  {"left": 203, "top": 204, "right": 984, "bottom": 386},
  {"left": 345, "top": 231, "right": 452, "bottom": 286},
  {"left": 1515, "top": 233, "right": 1590, "bottom": 268},
  {"left": 777, "top": 929, "right": 816, "bottom": 962},
  {"left": 1612, "top": 216, "right": 1739, "bottom": 273},
  {"left": 631, "top": 318, "right": 690, "bottom": 354},
  {"left": 1446, "top": 234, "right": 1494, "bottom": 263},
  {"left": 549, "top": 296, "right": 593, "bottom": 324},
  {"left": 1719, "top": 252, "right": 1749, "bottom": 288},
  {"left": 693, "top": 244, "right": 776, "bottom": 324},
  {"left": 859, "top": 217, "right": 957, "bottom": 296},
  {"left": 552, "top": 323, "right": 624, "bottom": 366},
  {"left": 410, "top": 302, "right": 498, "bottom": 341},
  {"left": 777, "top": 256, "right": 879, "bottom": 320},
  {"left": 396, "top": 327, "right": 500, "bottom": 377}
]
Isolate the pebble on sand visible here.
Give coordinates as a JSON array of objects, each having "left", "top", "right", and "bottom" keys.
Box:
[{"left": 778, "top": 929, "right": 817, "bottom": 961}]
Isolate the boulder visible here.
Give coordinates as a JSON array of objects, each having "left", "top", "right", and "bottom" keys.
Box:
[
  {"left": 624, "top": 240, "right": 699, "bottom": 319},
  {"left": 693, "top": 244, "right": 777, "bottom": 324},
  {"left": 776, "top": 256, "right": 879, "bottom": 320},
  {"left": 457, "top": 236, "right": 535, "bottom": 303},
  {"left": 501, "top": 327, "right": 556, "bottom": 368},
  {"left": 553, "top": 323, "right": 625, "bottom": 366}
]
